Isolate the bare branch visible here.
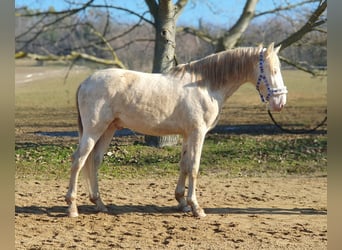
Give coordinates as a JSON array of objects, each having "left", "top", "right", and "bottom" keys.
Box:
[
  {"left": 113, "top": 38, "right": 154, "bottom": 51},
  {"left": 276, "top": 0, "right": 327, "bottom": 50},
  {"left": 90, "top": 3, "right": 154, "bottom": 26},
  {"left": 216, "top": 0, "right": 259, "bottom": 50},
  {"left": 16, "top": 1, "right": 94, "bottom": 51},
  {"left": 313, "top": 27, "right": 327, "bottom": 34},
  {"left": 178, "top": 0, "right": 259, "bottom": 51},
  {"left": 279, "top": 56, "right": 325, "bottom": 76},
  {"left": 102, "top": 0, "right": 111, "bottom": 37},
  {"left": 175, "top": 0, "right": 188, "bottom": 19},
  {"left": 255, "top": 0, "right": 318, "bottom": 17},
  {"left": 84, "top": 22, "right": 126, "bottom": 68},
  {"left": 65, "top": 13, "right": 148, "bottom": 53},
  {"left": 16, "top": 0, "right": 95, "bottom": 17},
  {"left": 106, "top": 13, "right": 148, "bottom": 42},
  {"left": 145, "top": 0, "right": 158, "bottom": 23},
  {"left": 177, "top": 26, "right": 215, "bottom": 45},
  {"left": 15, "top": 15, "right": 47, "bottom": 40}
]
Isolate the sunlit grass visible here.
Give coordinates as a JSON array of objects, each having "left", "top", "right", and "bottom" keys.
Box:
[{"left": 15, "top": 134, "right": 327, "bottom": 180}]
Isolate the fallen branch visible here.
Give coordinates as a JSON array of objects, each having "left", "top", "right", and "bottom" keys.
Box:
[{"left": 15, "top": 51, "right": 126, "bottom": 68}]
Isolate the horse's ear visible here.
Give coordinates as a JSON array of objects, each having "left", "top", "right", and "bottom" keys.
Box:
[
  {"left": 258, "top": 43, "right": 263, "bottom": 50},
  {"left": 267, "top": 42, "right": 275, "bottom": 53},
  {"left": 274, "top": 44, "right": 281, "bottom": 54}
]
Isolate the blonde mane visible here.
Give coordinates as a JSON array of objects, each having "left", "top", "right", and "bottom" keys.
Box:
[{"left": 168, "top": 47, "right": 263, "bottom": 90}]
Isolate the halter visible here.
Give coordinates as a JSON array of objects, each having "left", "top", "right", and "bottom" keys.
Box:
[{"left": 256, "top": 49, "right": 288, "bottom": 103}]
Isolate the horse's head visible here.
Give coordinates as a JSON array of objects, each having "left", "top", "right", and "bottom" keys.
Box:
[{"left": 256, "top": 43, "right": 287, "bottom": 112}]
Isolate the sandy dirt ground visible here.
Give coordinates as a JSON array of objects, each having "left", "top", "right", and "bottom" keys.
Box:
[{"left": 15, "top": 175, "right": 327, "bottom": 249}]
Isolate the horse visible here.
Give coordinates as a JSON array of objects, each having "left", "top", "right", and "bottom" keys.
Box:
[{"left": 65, "top": 42, "right": 287, "bottom": 218}]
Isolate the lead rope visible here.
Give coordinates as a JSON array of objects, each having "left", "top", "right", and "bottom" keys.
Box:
[{"left": 268, "top": 109, "right": 327, "bottom": 134}]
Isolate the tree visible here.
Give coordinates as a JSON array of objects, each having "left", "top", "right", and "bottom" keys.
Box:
[{"left": 144, "top": 0, "right": 187, "bottom": 147}]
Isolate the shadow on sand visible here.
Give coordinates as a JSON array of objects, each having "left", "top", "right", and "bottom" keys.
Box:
[{"left": 15, "top": 204, "right": 327, "bottom": 218}]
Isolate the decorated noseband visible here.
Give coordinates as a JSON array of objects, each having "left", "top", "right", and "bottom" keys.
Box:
[{"left": 256, "top": 49, "right": 288, "bottom": 103}]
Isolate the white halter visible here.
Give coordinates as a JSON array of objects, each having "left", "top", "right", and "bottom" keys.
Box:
[{"left": 256, "top": 49, "right": 288, "bottom": 103}]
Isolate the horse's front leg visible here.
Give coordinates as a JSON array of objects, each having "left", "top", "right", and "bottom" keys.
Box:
[
  {"left": 175, "top": 138, "right": 191, "bottom": 213},
  {"left": 186, "top": 130, "right": 207, "bottom": 218},
  {"left": 65, "top": 151, "right": 81, "bottom": 217}
]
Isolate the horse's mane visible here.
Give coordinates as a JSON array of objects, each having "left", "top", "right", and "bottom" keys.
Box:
[{"left": 168, "top": 47, "right": 262, "bottom": 90}]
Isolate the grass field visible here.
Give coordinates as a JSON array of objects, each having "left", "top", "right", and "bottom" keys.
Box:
[{"left": 15, "top": 61, "right": 327, "bottom": 179}]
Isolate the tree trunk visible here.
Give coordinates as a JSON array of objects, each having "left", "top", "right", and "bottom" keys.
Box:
[{"left": 145, "top": 0, "right": 179, "bottom": 147}]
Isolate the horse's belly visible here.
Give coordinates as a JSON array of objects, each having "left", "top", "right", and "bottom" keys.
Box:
[{"left": 117, "top": 114, "right": 183, "bottom": 136}]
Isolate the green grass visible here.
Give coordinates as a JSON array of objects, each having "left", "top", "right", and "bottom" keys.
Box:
[{"left": 15, "top": 134, "right": 327, "bottom": 180}]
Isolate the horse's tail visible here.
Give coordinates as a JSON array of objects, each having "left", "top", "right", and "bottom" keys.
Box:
[
  {"left": 71, "top": 85, "right": 83, "bottom": 163},
  {"left": 76, "top": 85, "right": 83, "bottom": 138}
]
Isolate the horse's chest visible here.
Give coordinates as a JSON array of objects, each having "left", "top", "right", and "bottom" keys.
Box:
[{"left": 184, "top": 89, "right": 223, "bottom": 129}]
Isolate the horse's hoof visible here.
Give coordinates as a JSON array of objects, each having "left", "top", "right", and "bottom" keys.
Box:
[
  {"left": 94, "top": 201, "right": 108, "bottom": 213},
  {"left": 68, "top": 211, "right": 79, "bottom": 218},
  {"left": 96, "top": 205, "right": 108, "bottom": 213},
  {"left": 182, "top": 205, "right": 192, "bottom": 213},
  {"left": 67, "top": 205, "right": 79, "bottom": 217},
  {"left": 193, "top": 208, "right": 207, "bottom": 218},
  {"left": 177, "top": 203, "right": 192, "bottom": 213}
]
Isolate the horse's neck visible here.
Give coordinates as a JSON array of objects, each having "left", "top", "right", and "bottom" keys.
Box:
[
  {"left": 218, "top": 71, "right": 256, "bottom": 104},
  {"left": 219, "top": 54, "right": 258, "bottom": 101},
  {"left": 221, "top": 81, "right": 245, "bottom": 101}
]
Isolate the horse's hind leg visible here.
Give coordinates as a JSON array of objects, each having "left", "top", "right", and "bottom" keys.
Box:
[
  {"left": 83, "top": 124, "right": 116, "bottom": 213},
  {"left": 65, "top": 133, "right": 99, "bottom": 217}
]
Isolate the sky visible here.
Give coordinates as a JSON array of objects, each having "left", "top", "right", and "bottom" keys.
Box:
[{"left": 15, "top": 0, "right": 318, "bottom": 28}]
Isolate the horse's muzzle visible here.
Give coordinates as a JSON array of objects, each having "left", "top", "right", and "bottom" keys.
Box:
[
  {"left": 269, "top": 103, "right": 284, "bottom": 112},
  {"left": 269, "top": 94, "right": 286, "bottom": 112}
]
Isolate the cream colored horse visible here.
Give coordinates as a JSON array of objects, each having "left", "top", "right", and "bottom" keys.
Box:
[{"left": 65, "top": 43, "right": 287, "bottom": 218}]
